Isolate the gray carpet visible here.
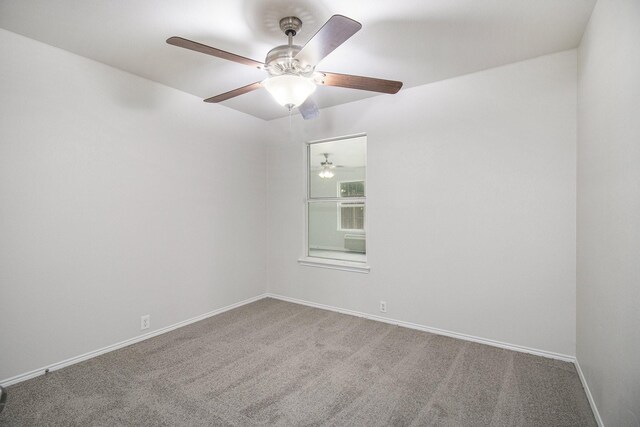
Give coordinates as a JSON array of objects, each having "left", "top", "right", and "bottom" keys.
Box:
[{"left": 0, "top": 298, "right": 596, "bottom": 426}]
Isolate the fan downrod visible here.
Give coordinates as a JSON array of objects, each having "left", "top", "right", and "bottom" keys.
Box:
[{"left": 279, "top": 16, "right": 302, "bottom": 36}]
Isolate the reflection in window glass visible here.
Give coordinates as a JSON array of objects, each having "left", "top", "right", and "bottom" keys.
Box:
[
  {"left": 340, "top": 203, "right": 365, "bottom": 231},
  {"left": 339, "top": 181, "right": 365, "bottom": 197},
  {"left": 309, "top": 136, "right": 366, "bottom": 199},
  {"left": 307, "top": 135, "right": 366, "bottom": 263},
  {"left": 308, "top": 202, "right": 366, "bottom": 262}
]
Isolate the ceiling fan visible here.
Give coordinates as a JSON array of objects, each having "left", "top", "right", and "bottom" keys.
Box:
[
  {"left": 318, "top": 153, "right": 342, "bottom": 178},
  {"left": 167, "top": 14, "right": 403, "bottom": 119}
]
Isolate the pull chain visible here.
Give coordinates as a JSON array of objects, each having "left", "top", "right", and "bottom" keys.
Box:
[{"left": 289, "top": 106, "right": 293, "bottom": 143}]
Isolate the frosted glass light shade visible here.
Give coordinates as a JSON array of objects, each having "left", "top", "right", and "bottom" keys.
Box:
[
  {"left": 262, "top": 75, "right": 316, "bottom": 108},
  {"left": 318, "top": 167, "right": 334, "bottom": 178}
]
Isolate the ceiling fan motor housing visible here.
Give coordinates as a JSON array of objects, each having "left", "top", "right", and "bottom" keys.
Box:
[
  {"left": 265, "top": 45, "right": 314, "bottom": 77},
  {"left": 265, "top": 17, "right": 315, "bottom": 78}
]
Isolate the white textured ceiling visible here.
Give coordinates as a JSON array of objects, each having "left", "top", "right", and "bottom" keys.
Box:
[{"left": 0, "top": 0, "right": 595, "bottom": 120}]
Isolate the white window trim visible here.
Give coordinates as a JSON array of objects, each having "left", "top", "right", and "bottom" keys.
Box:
[
  {"left": 298, "top": 256, "right": 371, "bottom": 273},
  {"left": 298, "top": 133, "right": 370, "bottom": 273}
]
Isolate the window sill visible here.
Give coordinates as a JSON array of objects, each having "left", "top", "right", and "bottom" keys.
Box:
[{"left": 298, "top": 257, "right": 370, "bottom": 274}]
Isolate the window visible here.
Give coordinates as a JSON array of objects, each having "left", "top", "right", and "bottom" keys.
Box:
[
  {"left": 339, "top": 203, "right": 365, "bottom": 231},
  {"left": 338, "top": 181, "right": 365, "bottom": 231},
  {"left": 339, "top": 181, "right": 365, "bottom": 197},
  {"left": 300, "top": 134, "right": 368, "bottom": 272}
]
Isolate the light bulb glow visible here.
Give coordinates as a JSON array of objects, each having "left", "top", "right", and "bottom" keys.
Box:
[
  {"left": 262, "top": 74, "right": 316, "bottom": 108},
  {"left": 318, "top": 167, "right": 334, "bottom": 179}
]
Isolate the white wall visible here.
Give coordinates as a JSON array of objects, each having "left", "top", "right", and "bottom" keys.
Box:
[
  {"left": 267, "top": 50, "right": 577, "bottom": 357},
  {"left": 0, "top": 23, "right": 586, "bottom": 386},
  {"left": 0, "top": 29, "right": 267, "bottom": 382},
  {"left": 577, "top": 0, "right": 640, "bottom": 425}
]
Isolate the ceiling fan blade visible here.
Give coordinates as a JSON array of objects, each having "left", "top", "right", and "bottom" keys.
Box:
[
  {"left": 203, "top": 82, "right": 263, "bottom": 103},
  {"left": 295, "top": 15, "right": 362, "bottom": 66},
  {"left": 299, "top": 98, "right": 320, "bottom": 120},
  {"left": 167, "top": 36, "right": 264, "bottom": 69},
  {"left": 319, "top": 72, "right": 403, "bottom": 94}
]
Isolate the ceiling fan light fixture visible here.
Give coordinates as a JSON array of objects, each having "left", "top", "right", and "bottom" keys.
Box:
[
  {"left": 319, "top": 167, "right": 334, "bottom": 179},
  {"left": 262, "top": 74, "right": 316, "bottom": 109},
  {"left": 318, "top": 153, "right": 335, "bottom": 178}
]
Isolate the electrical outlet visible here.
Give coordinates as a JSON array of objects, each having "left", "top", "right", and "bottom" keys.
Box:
[
  {"left": 141, "top": 315, "right": 150, "bottom": 330},
  {"left": 379, "top": 301, "right": 387, "bottom": 313}
]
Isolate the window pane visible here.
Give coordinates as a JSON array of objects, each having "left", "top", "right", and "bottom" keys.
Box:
[
  {"left": 309, "top": 136, "right": 366, "bottom": 198},
  {"left": 308, "top": 201, "right": 366, "bottom": 262}
]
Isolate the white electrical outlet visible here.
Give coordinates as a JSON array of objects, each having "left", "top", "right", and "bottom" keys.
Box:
[
  {"left": 379, "top": 301, "right": 387, "bottom": 313},
  {"left": 141, "top": 315, "right": 150, "bottom": 330}
]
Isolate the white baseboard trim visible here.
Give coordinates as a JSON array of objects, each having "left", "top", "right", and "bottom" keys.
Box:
[
  {"left": 2, "top": 292, "right": 579, "bottom": 390},
  {"left": 575, "top": 358, "right": 604, "bottom": 426},
  {"left": 0, "top": 293, "right": 268, "bottom": 387},
  {"left": 265, "top": 293, "right": 576, "bottom": 363}
]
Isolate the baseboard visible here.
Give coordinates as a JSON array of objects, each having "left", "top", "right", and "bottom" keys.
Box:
[
  {"left": 575, "top": 358, "right": 605, "bottom": 426},
  {"left": 0, "top": 293, "right": 268, "bottom": 387},
  {"left": 265, "top": 293, "right": 576, "bottom": 363},
  {"left": 3, "top": 291, "right": 578, "bottom": 389}
]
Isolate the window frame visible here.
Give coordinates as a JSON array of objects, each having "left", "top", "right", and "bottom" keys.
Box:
[{"left": 299, "top": 133, "right": 370, "bottom": 273}]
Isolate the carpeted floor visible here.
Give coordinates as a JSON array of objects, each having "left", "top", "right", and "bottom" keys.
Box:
[{"left": 0, "top": 298, "right": 596, "bottom": 426}]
